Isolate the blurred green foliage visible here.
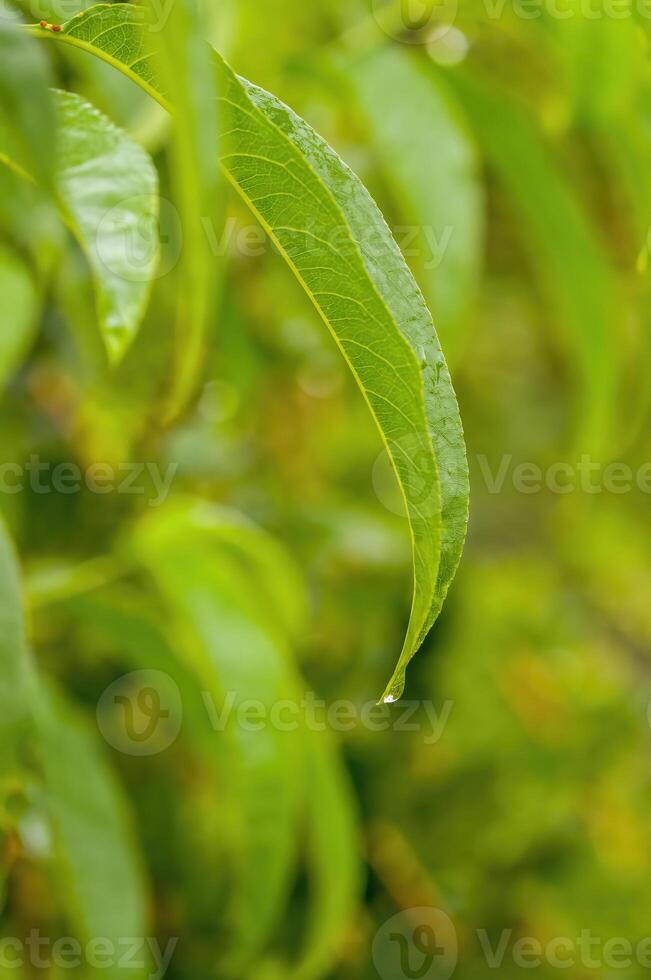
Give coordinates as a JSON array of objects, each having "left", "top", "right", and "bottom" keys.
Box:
[{"left": 1, "top": 1, "right": 651, "bottom": 979}]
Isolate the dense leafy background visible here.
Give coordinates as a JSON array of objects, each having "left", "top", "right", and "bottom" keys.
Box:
[{"left": 2, "top": 1, "right": 651, "bottom": 979}]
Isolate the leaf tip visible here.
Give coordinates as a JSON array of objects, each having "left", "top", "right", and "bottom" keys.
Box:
[{"left": 378, "top": 669, "right": 406, "bottom": 705}]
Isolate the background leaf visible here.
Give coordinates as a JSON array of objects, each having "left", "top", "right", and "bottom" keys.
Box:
[
  {"left": 0, "top": 246, "right": 39, "bottom": 391},
  {"left": 0, "top": 519, "right": 146, "bottom": 975},
  {"left": 292, "top": 732, "right": 360, "bottom": 980},
  {"left": 0, "top": 517, "right": 34, "bottom": 791},
  {"left": 34, "top": 682, "right": 149, "bottom": 980},
  {"left": 148, "top": 0, "right": 222, "bottom": 421},
  {"left": 132, "top": 500, "right": 306, "bottom": 970},
  {"left": 348, "top": 45, "right": 483, "bottom": 365},
  {"left": 449, "top": 67, "right": 622, "bottom": 454},
  {"left": 0, "top": 18, "right": 55, "bottom": 188},
  {"left": 53, "top": 88, "right": 159, "bottom": 363}
]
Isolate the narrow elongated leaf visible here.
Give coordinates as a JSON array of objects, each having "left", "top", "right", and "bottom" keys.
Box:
[
  {"left": 33, "top": 684, "right": 149, "bottom": 980},
  {"left": 63, "top": 589, "right": 231, "bottom": 762},
  {"left": 132, "top": 501, "right": 305, "bottom": 968},
  {"left": 449, "top": 69, "right": 620, "bottom": 454},
  {"left": 348, "top": 46, "right": 483, "bottom": 364},
  {"left": 0, "top": 517, "right": 34, "bottom": 789},
  {"left": 550, "top": 8, "right": 643, "bottom": 124},
  {"left": 64, "top": 513, "right": 358, "bottom": 979},
  {"left": 1, "top": 81, "right": 160, "bottom": 363},
  {"left": 53, "top": 89, "right": 159, "bottom": 363},
  {"left": 293, "top": 733, "right": 360, "bottom": 980},
  {"left": 0, "top": 521, "right": 147, "bottom": 971},
  {"left": 35, "top": 4, "right": 469, "bottom": 701},
  {"left": 159, "top": 502, "right": 308, "bottom": 643},
  {"left": 218, "top": 62, "right": 468, "bottom": 702},
  {"left": 65, "top": 585, "right": 359, "bottom": 980},
  {"left": 601, "top": 118, "right": 651, "bottom": 446},
  {"left": 149, "top": 0, "right": 221, "bottom": 421},
  {"left": 0, "top": 246, "right": 40, "bottom": 391}
]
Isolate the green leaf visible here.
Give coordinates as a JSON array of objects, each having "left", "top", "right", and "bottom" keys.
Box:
[
  {"left": 0, "top": 516, "right": 34, "bottom": 790},
  {"left": 62, "top": 512, "right": 359, "bottom": 980},
  {"left": 37, "top": 4, "right": 469, "bottom": 701},
  {"left": 132, "top": 500, "right": 305, "bottom": 968},
  {"left": 37, "top": 4, "right": 166, "bottom": 109},
  {"left": 449, "top": 68, "right": 620, "bottom": 455},
  {"left": 1, "top": 78, "right": 160, "bottom": 364},
  {"left": 34, "top": 683, "right": 148, "bottom": 979},
  {"left": 293, "top": 732, "right": 360, "bottom": 980},
  {"left": 157, "top": 502, "right": 309, "bottom": 644},
  {"left": 0, "top": 19, "right": 61, "bottom": 284},
  {"left": 0, "top": 245, "right": 40, "bottom": 391},
  {"left": 0, "top": 523, "right": 146, "bottom": 968},
  {"left": 53, "top": 88, "right": 159, "bottom": 363},
  {"left": 230, "top": 72, "right": 468, "bottom": 701},
  {"left": 0, "top": 18, "right": 55, "bottom": 188},
  {"left": 149, "top": 0, "right": 222, "bottom": 422},
  {"left": 60, "top": 588, "right": 227, "bottom": 758},
  {"left": 550, "top": 7, "right": 644, "bottom": 124},
  {"left": 348, "top": 45, "right": 483, "bottom": 365},
  {"left": 0, "top": 165, "right": 61, "bottom": 278},
  {"left": 33, "top": 1, "right": 221, "bottom": 409}
]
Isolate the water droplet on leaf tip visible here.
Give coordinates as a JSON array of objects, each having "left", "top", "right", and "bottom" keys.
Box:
[{"left": 381, "top": 672, "right": 406, "bottom": 704}]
